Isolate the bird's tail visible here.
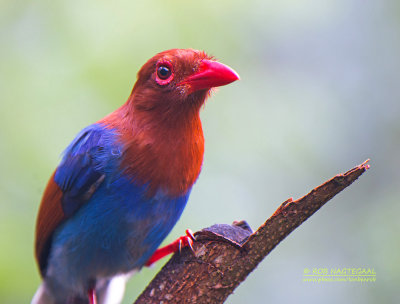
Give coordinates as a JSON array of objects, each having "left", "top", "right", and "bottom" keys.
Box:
[
  {"left": 31, "top": 275, "right": 129, "bottom": 304},
  {"left": 31, "top": 283, "right": 55, "bottom": 304}
]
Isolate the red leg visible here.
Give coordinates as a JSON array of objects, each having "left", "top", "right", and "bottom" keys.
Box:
[
  {"left": 88, "top": 288, "right": 97, "bottom": 304},
  {"left": 145, "top": 229, "right": 195, "bottom": 267}
]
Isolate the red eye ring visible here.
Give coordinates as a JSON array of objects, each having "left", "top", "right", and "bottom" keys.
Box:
[{"left": 155, "top": 61, "right": 174, "bottom": 85}]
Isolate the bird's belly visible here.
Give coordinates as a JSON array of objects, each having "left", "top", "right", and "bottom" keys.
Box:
[{"left": 45, "top": 177, "right": 189, "bottom": 297}]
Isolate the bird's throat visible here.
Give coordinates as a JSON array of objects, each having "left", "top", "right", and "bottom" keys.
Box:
[{"left": 101, "top": 100, "right": 205, "bottom": 198}]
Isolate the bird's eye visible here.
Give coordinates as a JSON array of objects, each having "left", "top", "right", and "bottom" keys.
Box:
[
  {"left": 155, "top": 61, "right": 174, "bottom": 85},
  {"left": 157, "top": 65, "right": 171, "bottom": 80}
]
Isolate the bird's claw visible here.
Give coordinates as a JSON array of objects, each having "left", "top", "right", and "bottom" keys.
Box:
[
  {"left": 186, "top": 229, "right": 196, "bottom": 241},
  {"left": 178, "top": 229, "right": 196, "bottom": 253},
  {"left": 144, "top": 229, "right": 197, "bottom": 267}
]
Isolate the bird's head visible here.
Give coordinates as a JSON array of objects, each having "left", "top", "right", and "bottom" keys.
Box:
[
  {"left": 130, "top": 49, "right": 239, "bottom": 114},
  {"left": 99, "top": 49, "right": 239, "bottom": 195}
]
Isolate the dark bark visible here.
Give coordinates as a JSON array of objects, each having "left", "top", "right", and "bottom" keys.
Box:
[{"left": 134, "top": 160, "right": 370, "bottom": 304}]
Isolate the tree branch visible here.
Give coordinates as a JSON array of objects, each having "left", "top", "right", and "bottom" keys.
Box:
[{"left": 134, "top": 160, "right": 370, "bottom": 304}]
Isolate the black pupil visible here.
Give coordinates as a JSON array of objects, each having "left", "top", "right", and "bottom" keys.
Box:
[{"left": 157, "top": 66, "right": 171, "bottom": 80}]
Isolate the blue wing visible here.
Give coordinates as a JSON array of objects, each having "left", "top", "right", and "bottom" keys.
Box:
[{"left": 54, "top": 124, "right": 121, "bottom": 217}]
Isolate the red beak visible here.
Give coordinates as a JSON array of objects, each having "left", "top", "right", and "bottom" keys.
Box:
[{"left": 180, "top": 59, "right": 240, "bottom": 93}]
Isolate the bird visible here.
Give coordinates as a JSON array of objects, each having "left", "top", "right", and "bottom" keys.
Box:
[{"left": 32, "top": 48, "right": 239, "bottom": 304}]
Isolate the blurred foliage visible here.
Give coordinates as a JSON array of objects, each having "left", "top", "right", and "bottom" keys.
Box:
[{"left": 1, "top": 0, "right": 399, "bottom": 303}]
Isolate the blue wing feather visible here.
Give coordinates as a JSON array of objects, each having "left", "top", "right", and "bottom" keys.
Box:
[{"left": 54, "top": 124, "right": 121, "bottom": 217}]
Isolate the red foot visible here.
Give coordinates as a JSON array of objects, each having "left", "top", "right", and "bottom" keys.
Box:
[
  {"left": 145, "top": 229, "right": 196, "bottom": 267},
  {"left": 88, "top": 288, "right": 97, "bottom": 304}
]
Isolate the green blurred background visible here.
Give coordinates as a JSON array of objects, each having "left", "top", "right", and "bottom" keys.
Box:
[{"left": 1, "top": 0, "right": 399, "bottom": 303}]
